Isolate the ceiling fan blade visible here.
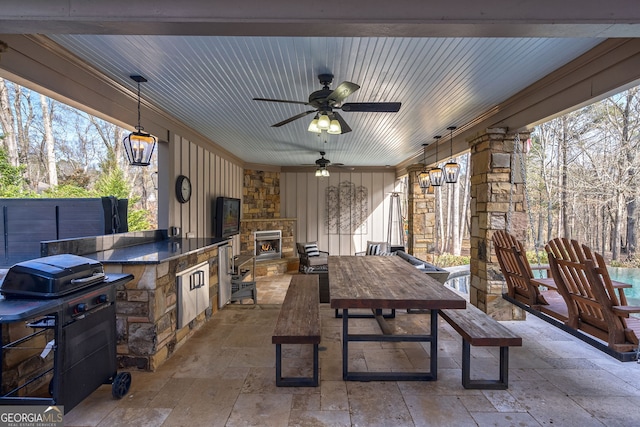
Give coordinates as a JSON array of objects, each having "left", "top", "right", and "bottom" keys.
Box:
[
  {"left": 271, "top": 110, "right": 317, "bottom": 127},
  {"left": 332, "top": 112, "right": 352, "bottom": 134},
  {"left": 253, "top": 97, "right": 309, "bottom": 106},
  {"left": 328, "top": 81, "right": 360, "bottom": 105},
  {"left": 340, "top": 102, "right": 402, "bottom": 112}
]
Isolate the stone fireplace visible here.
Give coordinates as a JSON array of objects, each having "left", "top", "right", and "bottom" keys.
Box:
[
  {"left": 240, "top": 169, "right": 297, "bottom": 273},
  {"left": 254, "top": 230, "right": 282, "bottom": 260}
]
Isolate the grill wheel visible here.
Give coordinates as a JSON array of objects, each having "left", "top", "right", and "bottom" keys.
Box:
[{"left": 112, "top": 372, "right": 132, "bottom": 399}]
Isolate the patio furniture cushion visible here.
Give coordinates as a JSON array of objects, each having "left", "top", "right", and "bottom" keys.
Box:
[
  {"left": 297, "top": 241, "right": 329, "bottom": 273},
  {"left": 366, "top": 241, "right": 388, "bottom": 255},
  {"left": 304, "top": 243, "right": 320, "bottom": 257}
]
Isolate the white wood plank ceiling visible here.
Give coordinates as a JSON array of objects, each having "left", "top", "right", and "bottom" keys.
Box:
[{"left": 48, "top": 35, "right": 602, "bottom": 167}]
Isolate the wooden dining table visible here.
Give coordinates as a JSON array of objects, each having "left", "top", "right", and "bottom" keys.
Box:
[{"left": 329, "top": 255, "right": 466, "bottom": 381}]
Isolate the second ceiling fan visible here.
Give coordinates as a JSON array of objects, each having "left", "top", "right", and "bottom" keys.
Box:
[{"left": 253, "top": 73, "right": 401, "bottom": 134}]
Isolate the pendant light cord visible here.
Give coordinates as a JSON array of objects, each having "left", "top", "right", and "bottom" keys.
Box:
[{"left": 136, "top": 81, "right": 142, "bottom": 132}]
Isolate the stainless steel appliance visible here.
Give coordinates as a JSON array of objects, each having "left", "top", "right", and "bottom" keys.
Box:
[
  {"left": 0, "top": 254, "right": 134, "bottom": 412},
  {"left": 176, "top": 260, "right": 210, "bottom": 328}
]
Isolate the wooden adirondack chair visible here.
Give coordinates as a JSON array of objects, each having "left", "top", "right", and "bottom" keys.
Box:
[
  {"left": 545, "top": 240, "right": 640, "bottom": 352},
  {"left": 546, "top": 238, "right": 631, "bottom": 307},
  {"left": 492, "top": 230, "right": 568, "bottom": 322}
]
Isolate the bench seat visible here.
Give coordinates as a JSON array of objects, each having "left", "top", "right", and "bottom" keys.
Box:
[
  {"left": 440, "top": 304, "right": 522, "bottom": 390},
  {"left": 272, "top": 274, "right": 321, "bottom": 386}
]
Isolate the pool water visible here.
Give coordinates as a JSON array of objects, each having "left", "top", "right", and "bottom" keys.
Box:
[
  {"left": 607, "top": 267, "right": 640, "bottom": 305},
  {"left": 446, "top": 267, "right": 640, "bottom": 306}
]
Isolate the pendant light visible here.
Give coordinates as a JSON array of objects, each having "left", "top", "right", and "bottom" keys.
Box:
[
  {"left": 443, "top": 126, "right": 460, "bottom": 183},
  {"left": 122, "top": 75, "right": 156, "bottom": 166},
  {"left": 417, "top": 143, "right": 430, "bottom": 191},
  {"left": 428, "top": 136, "right": 444, "bottom": 186}
]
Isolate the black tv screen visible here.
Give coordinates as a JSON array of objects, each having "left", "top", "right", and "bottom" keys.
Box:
[{"left": 215, "top": 197, "right": 241, "bottom": 238}]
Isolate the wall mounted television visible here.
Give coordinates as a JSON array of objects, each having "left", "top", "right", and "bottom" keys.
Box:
[{"left": 215, "top": 197, "right": 241, "bottom": 238}]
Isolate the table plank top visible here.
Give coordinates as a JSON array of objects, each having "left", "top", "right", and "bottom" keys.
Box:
[{"left": 329, "top": 256, "right": 466, "bottom": 310}]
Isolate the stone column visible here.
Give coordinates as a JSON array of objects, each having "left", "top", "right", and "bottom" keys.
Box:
[
  {"left": 406, "top": 164, "right": 436, "bottom": 262},
  {"left": 469, "top": 128, "right": 530, "bottom": 320}
]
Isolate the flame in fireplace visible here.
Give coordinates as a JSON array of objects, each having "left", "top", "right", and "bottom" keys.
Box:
[{"left": 261, "top": 243, "right": 272, "bottom": 251}]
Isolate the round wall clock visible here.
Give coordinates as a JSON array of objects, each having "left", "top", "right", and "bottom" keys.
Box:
[{"left": 175, "top": 175, "right": 192, "bottom": 203}]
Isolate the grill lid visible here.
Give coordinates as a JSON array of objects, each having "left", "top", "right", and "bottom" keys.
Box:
[{"left": 1, "top": 254, "right": 105, "bottom": 299}]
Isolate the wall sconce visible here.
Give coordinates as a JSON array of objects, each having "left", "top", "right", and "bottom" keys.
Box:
[
  {"left": 122, "top": 75, "right": 156, "bottom": 166},
  {"left": 443, "top": 126, "right": 460, "bottom": 183},
  {"left": 428, "top": 135, "right": 444, "bottom": 186}
]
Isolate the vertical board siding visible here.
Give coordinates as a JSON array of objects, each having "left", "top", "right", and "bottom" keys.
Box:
[
  {"left": 282, "top": 171, "right": 397, "bottom": 256},
  {"left": 173, "top": 134, "right": 243, "bottom": 240}
]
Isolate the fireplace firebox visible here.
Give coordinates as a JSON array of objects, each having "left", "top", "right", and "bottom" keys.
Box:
[{"left": 254, "top": 230, "right": 282, "bottom": 260}]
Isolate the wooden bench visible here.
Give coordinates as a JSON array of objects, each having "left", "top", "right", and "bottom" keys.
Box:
[
  {"left": 440, "top": 304, "right": 522, "bottom": 390},
  {"left": 272, "top": 274, "right": 321, "bottom": 387}
]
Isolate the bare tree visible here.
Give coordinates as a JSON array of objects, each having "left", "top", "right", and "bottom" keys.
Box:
[
  {"left": 0, "top": 78, "right": 19, "bottom": 166},
  {"left": 40, "top": 94, "right": 58, "bottom": 186}
]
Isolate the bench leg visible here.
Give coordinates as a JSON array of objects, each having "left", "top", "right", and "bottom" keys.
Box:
[
  {"left": 275, "top": 343, "right": 319, "bottom": 387},
  {"left": 461, "top": 340, "right": 510, "bottom": 390}
]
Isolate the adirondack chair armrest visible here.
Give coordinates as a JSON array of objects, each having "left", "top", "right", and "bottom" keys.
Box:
[
  {"left": 610, "top": 280, "right": 632, "bottom": 289},
  {"left": 611, "top": 305, "right": 640, "bottom": 318}
]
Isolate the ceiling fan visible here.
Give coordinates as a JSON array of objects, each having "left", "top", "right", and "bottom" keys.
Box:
[
  {"left": 304, "top": 151, "right": 344, "bottom": 176},
  {"left": 253, "top": 73, "right": 401, "bottom": 134}
]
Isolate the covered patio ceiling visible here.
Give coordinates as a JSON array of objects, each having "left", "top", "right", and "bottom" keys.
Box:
[{"left": 2, "top": 1, "right": 640, "bottom": 170}]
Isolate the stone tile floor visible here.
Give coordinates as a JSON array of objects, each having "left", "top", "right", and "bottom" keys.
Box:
[{"left": 65, "top": 273, "right": 640, "bottom": 426}]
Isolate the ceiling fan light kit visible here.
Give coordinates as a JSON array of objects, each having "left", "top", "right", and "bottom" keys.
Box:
[
  {"left": 308, "top": 115, "right": 321, "bottom": 133},
  {"left": 253, "top": 73, "right": 401, "bottom": 135},
  {"left": 327, "top": 118, "right": 342, "bottom": 134},
  {"left": 312, "top": 151, "right": 336, "bottom": 177},
  {"left": 317, "top": 114, "right": 331, "bottom": 130}
]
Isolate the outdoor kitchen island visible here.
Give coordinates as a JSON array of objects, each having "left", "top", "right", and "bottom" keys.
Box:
[{"left": 41, "top": 230, "right": 234, "bottom": 371}]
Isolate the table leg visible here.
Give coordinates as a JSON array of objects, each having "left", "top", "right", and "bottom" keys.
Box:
[
  {"left": 430, "top": 309, "right": 438, "bottom": 381},
  {"left": 342, "top": 308, "right": 349, "bottom": 380},
  {"left": 341, "top": 307, "right": 436, "bottom": 381}
]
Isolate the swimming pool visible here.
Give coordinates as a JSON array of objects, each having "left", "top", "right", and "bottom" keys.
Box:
[
  {"left": 446, "top": 267, "right": 640, "bottom": 306},
  {"left": 606, "top": 267, "right": 640, "bottom": 305}
]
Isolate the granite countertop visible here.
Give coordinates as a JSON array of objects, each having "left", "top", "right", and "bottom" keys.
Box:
[{"left": 84, "top": 237, "right": 229, "bottom": 264}]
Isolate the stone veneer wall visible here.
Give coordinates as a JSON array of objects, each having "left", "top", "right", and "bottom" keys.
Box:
[
  {"left": 243, "top": 169, "right": 280, "bottom": 219},
  {"left": 240, "top": 218, "right": 297, "bottom": 259},
  {"left": 103, "top": 245, "right": 220, "bottom": 371},
  {"left": 406, "top": 164, "right": 437, "bottom": 263},
  {"left": 240, "top": 169, "right": 297, "bottom": 264},
  {"left": 469, "top": 128, "right": 529, "bottom": 320}
]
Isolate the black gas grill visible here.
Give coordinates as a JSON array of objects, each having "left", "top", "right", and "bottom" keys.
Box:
[{"left": 0, "top": 254, "right": 134, "bottom": 412}]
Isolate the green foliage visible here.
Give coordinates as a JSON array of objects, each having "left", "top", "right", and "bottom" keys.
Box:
[
  {"left": 42, "top": 184, "right": 92, "bottom": 198},
  {"left": 526, "top": 249, "right": 548, "bottom": 265},
  {"left": 0, "top": 147, "right": 32, "bottom": 197},
  {"left": 127, "top": 207, "right": 152, "bottom": 231},
  {"left": 93, "top": 167, "right": 129, "bottom": 199},
  {"left": 60, "top": 169, "right": 92, "bottom": 188},
  {"left": 434, "top": 253, "right": 470, "bottom": 267},
  {"left": 610, "top": 256, "right": 640, "bottom": 268}
]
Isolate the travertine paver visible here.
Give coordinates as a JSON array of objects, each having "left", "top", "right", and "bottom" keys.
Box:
[{"left": 65, "top": 273, "right": 640, "bottom": 427}]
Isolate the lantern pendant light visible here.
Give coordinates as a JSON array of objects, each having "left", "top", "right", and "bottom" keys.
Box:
[
  {"left": 443, "top": 126, "right": 460, "bottom": 183},
  {"left": 428, "top": 135, "right": 444, "bottom": 186},
  {"left": 122, "top": 75, "right": 156, "bottom": 166},
  {"left": 417, "top": 143, "right": 431, "bottom": 191}
]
